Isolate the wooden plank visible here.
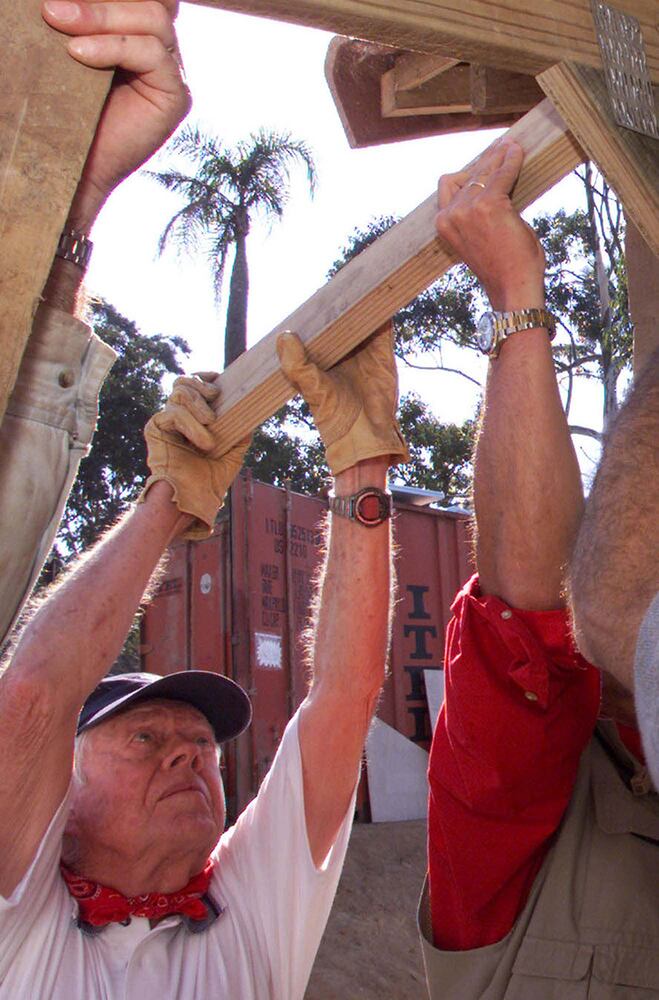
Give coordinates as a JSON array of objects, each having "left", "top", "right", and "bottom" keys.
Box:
[
  {"left": 626, "top": 220, "right": 659, "bottom": 377},
  {"left": 382, "top": 63, "right": 473, "bottom": 117},
  {"left": 538, "top": 62, "right": 659, "bottom": 256},
  {"left": 470, "top": 65, "right": 544, "bottom": 114},
  {"left": 382, "top": 62, "right": 543, "bottom": 119},
  {"left": 0, "top": 0, "right": 111, "bottom": 424},
  {"left": 194, "top": 0, "right": 659, "bottom": 83},
  {"left": 392, "top": 52, "right": 458, "bottom": 92},
  {"left": 209, "top": 100, "right": 585, "bottom": 448},
  {"left": 326, "top": 37, "right": 521, "bottom": 148}
]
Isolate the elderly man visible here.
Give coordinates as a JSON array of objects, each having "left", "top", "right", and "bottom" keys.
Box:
[
  {"left": 418, "top": 140, "right": 658, "bottom": 997},
  {"left": 0, "top": 328, "right": 406, "bottom": 997},
  {"left": 0, "top": 1, "right": 409, "bottom": 996}
]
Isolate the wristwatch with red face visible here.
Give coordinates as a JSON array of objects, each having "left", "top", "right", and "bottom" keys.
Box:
[{"left": 328, "top": 487, "right": 393, "bottom": 527}]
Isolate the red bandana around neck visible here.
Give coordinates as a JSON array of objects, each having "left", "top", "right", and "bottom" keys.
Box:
[{"left": 60, "top": 859, "right": 214, "bottom": 928}]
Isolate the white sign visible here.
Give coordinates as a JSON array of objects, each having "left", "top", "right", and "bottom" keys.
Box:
[{"left": 254, "top": 632, "right": 282, "bottom": 670}]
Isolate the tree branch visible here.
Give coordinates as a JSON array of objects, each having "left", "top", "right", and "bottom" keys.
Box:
[
  {"left": 569, "top": 424, "right": 602, "bottom": 442},
  {"left": 399, "top": 356, "right": 483, "bottom": 387}
]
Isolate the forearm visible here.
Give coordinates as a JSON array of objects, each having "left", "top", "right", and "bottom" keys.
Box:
[
  {"left": 6, "top": 483, "right": 192, "bottom": 714},
  {"left": 40, "top": 175, "right": 105, "bottom": 317},
  {"left": 299, "top": 457, "right": 392, "bottom": 865},
  {"left": 569, "top": 350, "right": 659, "bottom": 687},
  {"left": 41, "top": 258, "right": 86, "bottom": 316},
  {"left": 474, "top": 328, "right": 584, "bottom": 609},
  {"left": 311, "top": 457, "right": 391, "bottom": 697}
]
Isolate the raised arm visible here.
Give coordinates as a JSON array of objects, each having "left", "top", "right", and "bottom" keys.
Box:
[
  {"left": 436, "top": 140, "right": 583, "bottom": 609},
  {"left": 0, "top": 377, "right": 248, "bottom": 897},
  {"left": 41, "top": 0, "right": 190, "bottom": 315},
  {"left": 278, "top": 324, "right": 408, "bottom": 866},
  {"left": 425, "top": 141, "right": 602, "bottom": 954},
  {"left": 0, "top": 0, "right": 190, "bottom": 643}
]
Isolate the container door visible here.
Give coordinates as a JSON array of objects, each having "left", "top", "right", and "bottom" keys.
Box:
[{"left": 140, "top": 540, "right": 190, "bottom": 676}]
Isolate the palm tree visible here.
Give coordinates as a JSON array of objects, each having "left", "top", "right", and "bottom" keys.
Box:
[{"left": 148, "top": 126, "right": 317, "bottom": 367}]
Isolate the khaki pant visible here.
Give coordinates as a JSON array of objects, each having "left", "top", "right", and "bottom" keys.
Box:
[{"left": 0, "top": 305, "right": 115, "bottom": 644}]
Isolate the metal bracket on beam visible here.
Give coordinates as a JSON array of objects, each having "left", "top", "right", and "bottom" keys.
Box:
[{"left": 591, "top": 0, "right": 658, "bottom": 138}]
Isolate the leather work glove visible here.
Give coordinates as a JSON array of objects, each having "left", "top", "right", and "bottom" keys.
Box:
[
  {"left": 277, "top": 322, "right": 409, "bottom": 476},
  {"left": 140, "top": 373, "right": 250, "bottom": 539}
]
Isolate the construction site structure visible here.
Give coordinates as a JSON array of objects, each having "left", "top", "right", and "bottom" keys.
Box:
[{"left": 2, "top": 0, "right": 657, "bottom": 434}]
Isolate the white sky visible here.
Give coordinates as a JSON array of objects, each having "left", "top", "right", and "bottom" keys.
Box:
[{"left": 86, "top": 2, "right": 603, "bottom": 473}]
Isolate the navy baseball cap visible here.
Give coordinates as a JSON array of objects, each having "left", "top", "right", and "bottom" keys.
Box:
[{"left": 77, "top": 671, "right": 252, "bottom": 744}]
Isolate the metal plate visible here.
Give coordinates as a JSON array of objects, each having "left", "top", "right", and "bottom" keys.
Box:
[{"left": 591, "top": 0, "right": 659, "bottom": 138}]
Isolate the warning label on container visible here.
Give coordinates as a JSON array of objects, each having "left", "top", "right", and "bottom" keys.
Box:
[{"left": 254, "top": 632, "right": 282, "bottom": 670}]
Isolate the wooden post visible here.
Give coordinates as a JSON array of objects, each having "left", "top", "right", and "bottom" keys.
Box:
[
  {"left": 626, "top": 221, "right": 659, "bottom": 378},
  {"left": 208, "top": 100, "right": 584, "bottom": 450},
  {"left": 538, "top": 62, "right": 659, "bottom": 257},
  {"left": 0, "top": 0, "right": 110, "bottom": 423}
]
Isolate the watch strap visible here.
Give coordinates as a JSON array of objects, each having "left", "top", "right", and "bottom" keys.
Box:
[
  {"left": 56, "top": 229, "right": 94, "bottom": 270},
  {"left": 328, "top": 487, "right": 393, "bottom": 527},
  {"left": 492, "top": 307, "right": 556, "bottom": 339}
]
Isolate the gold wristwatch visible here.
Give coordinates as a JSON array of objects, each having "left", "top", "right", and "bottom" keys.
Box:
[{"left": 476, "top": 308, "right": 556, "bottom": 358}]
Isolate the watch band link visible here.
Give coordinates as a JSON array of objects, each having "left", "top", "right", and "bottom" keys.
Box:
[
  {"left": 55, "top": 229, "right": 94, "bottom": 271},
  {"left": 494, "top": 308, "right": 557, "bottom": 337}
]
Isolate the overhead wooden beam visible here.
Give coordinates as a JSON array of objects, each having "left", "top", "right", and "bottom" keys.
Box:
[
  {"left": 538, "top": 62, "right": 659, "bottom": 256},
  {"left": 209, "top": 100, "right": 585, "bottom": 449},
  {"left": 198, "top": 0, "right": 659, "bottom": 83},
  {"left": 0, "top": 0, "right": 110, "bottom": 424}
]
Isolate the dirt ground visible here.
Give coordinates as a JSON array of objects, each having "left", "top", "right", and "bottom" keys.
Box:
[{"left": 305, "top": 820, "right": 428, "bottom": 1000}]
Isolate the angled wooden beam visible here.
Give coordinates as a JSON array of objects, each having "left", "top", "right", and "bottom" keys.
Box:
[
  {"left": 626, "top": 221, "right": 659, "bottom": 378},
  {"left": 210, "top": 100, "right": 585, "bottom": 449},
  {"left": 538, "top": 62, "right": 659, "bottom": 256},
  {"left": 0, "top": 0, "right": 110, "bottom": 424},
  {"left": 199, "top": 0, "right": 659, "bottom": 83}
]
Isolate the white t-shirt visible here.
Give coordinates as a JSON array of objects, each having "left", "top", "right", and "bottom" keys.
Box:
[
  {"left": 635, "top": 590, "right": 659, "bottom": 791},
  {"left": 0, "top": 711, "right": 355, "bottom": 999}
]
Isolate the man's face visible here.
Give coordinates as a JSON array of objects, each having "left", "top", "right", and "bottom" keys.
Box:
[{"left": 66, "top": 699, "right": 225, "bottom": 871}]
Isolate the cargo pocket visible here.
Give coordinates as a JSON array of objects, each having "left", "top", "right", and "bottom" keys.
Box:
[
  {"left": 507, "top": 937, "right": 592, "bottom": 999},
  {"left": 589, "top": 944, "right": 659, "bottom": 997}
]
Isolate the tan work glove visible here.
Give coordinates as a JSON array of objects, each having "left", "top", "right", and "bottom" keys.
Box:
[
  {"left": 277, "top": 322, "right": 409, "bottom": 476},
  {"left": 140, "top": 373, "right": 250, "bottom": 540}
]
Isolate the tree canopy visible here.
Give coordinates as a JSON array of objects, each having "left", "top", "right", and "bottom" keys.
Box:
[
  {"left": 328, "top": 167, "right": 631, "bottom": 440},
  {"left": 148, "top": 125, "right": 317, "bottom": 367}
]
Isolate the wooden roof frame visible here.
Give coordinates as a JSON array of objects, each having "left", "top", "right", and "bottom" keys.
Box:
[{"left": 1, "top": 0, "right": 657, "bottom": 431}]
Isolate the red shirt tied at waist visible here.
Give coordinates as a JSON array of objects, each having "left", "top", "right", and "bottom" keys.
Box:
[{"left": 428, "top": 574, "right": 603, "bottom": 952}]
